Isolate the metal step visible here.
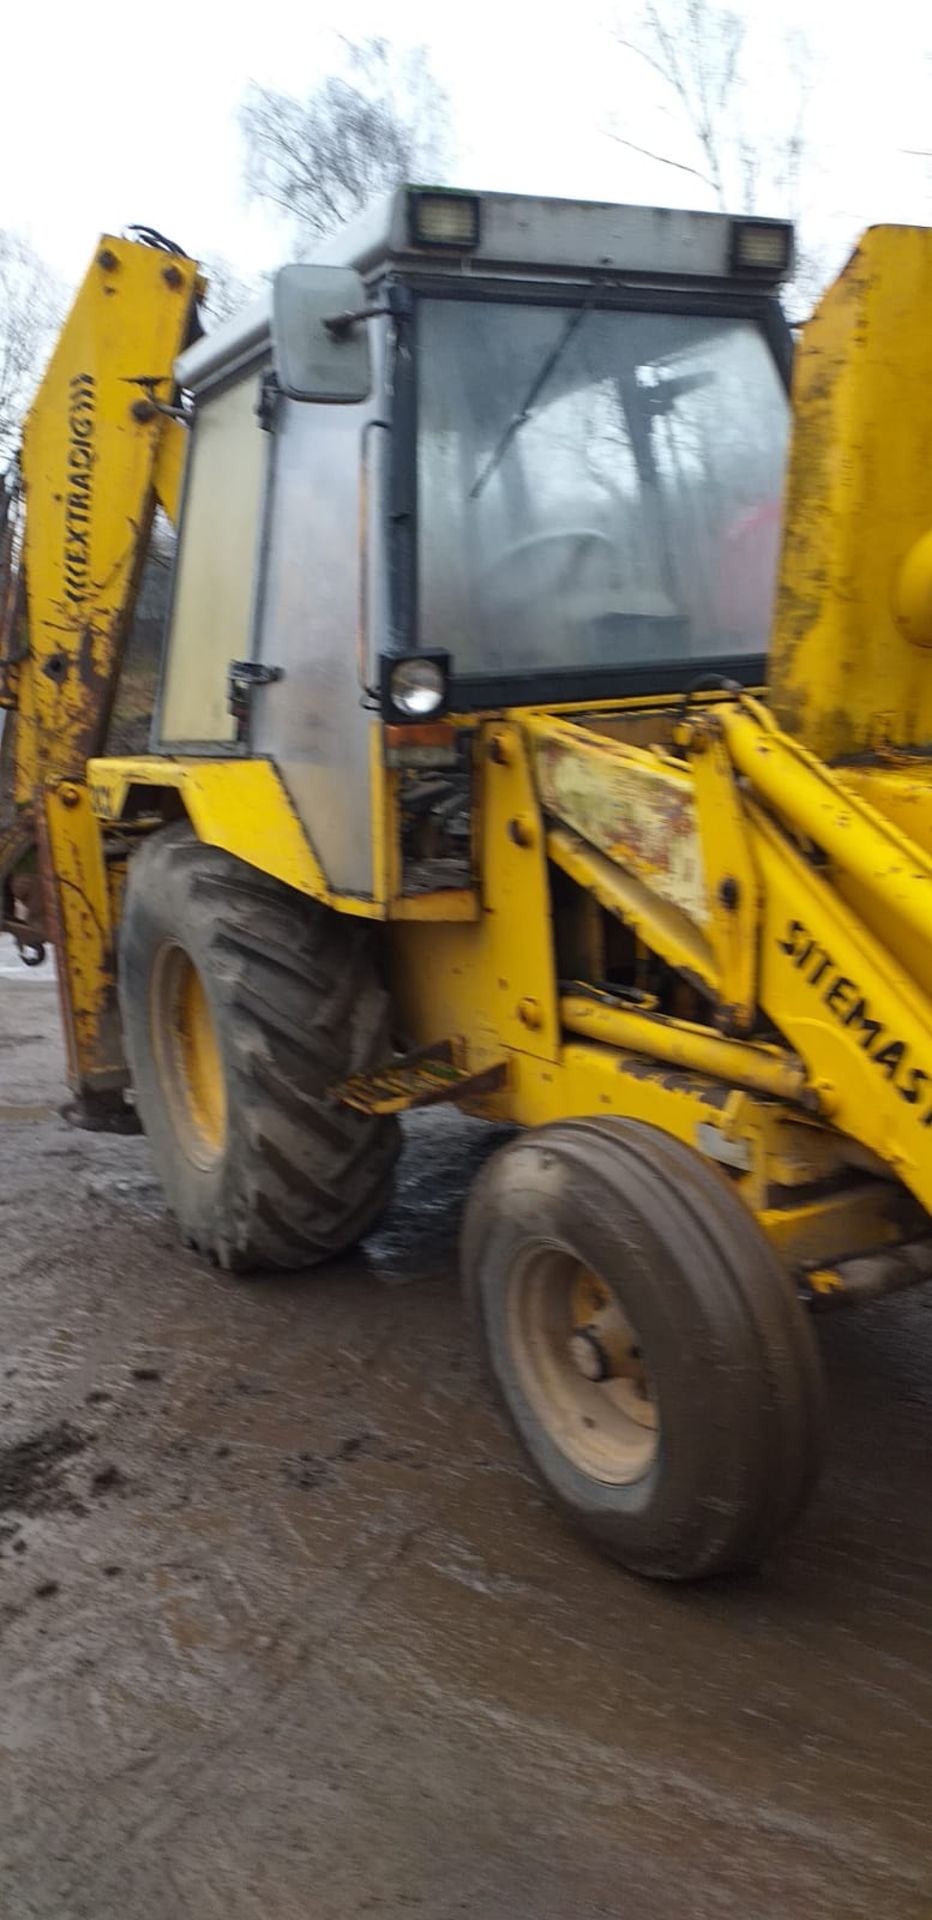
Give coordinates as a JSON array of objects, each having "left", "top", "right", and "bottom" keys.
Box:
[{"left": 334, "top": 1039, "right": 507, "bottom": 1116}]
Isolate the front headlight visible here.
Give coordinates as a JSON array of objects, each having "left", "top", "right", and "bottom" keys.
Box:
[{"left": 388, "top": 657, "right": 447, "bottom": 718}]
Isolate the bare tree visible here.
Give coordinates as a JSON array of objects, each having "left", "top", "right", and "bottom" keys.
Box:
[
  {"left": 608, "top": 2, "right": 824, "bottom": 301},
  {"left": 199, "top": 256, "right": 263, "bottom": 326},
  {"left": 240, "top": 36, "right": 452, "bottom": 251},
  {"left": 0, "top": 233, "right": 61, "bottom": 466}
]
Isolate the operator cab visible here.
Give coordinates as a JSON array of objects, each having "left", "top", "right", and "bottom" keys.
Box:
[
  {"left": 158, "top": 186, "right": 793, "bottom": 890},
  {"left": 410, "top": 224, "right": 791, "bottom": 707},
  {"left": 317, "top": 186, "right": 792, "bottom": 710}
]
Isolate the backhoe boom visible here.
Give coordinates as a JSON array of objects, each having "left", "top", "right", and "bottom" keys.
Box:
[{"left": 0, "top": 234, "right": 199, "bottom": 1104}]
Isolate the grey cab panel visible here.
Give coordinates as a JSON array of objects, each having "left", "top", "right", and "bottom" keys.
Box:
[{"left": 250, "top": 386, "right": 383, "bottom": 896}]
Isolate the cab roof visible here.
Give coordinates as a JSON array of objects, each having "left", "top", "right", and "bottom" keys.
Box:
[
  {"left": 309, "top": 185, "right": 794, "bottom": 288},
  {"left": 177, "top": 185, "right": 793, "bottom": 394}
]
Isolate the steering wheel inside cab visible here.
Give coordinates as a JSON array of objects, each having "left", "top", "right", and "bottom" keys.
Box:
[{"left": 478, "top": 529, "right": 688, "bottom": 665}]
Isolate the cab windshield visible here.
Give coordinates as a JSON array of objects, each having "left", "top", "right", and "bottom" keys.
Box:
[{"left": 416, "top": 297, "right": 789, "bottom": 682}]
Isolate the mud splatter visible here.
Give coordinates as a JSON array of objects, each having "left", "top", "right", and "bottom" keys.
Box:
[{"left": 0, "top": 1423, "right": 87, "bottom": 1517}]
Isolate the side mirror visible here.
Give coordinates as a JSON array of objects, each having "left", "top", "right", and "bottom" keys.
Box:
[{"left": 272, "top": 265, "right": 372, "bottom": 404}]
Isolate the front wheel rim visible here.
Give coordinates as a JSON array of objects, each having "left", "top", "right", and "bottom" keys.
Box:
[{"left": 505, "top": 1247, "right": 659, "bottom": 1485}]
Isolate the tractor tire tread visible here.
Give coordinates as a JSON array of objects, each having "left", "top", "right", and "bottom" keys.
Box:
[{"left": 119, "top": 824, "right": 399, "bottom": 1272}]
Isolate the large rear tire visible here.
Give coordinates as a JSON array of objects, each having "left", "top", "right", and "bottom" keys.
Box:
[
  {"left": 462, "top": 1117, "right": 824, "bottom": 1580},
  {"left": 119, "top": 823, "right": 400, "bottom": 1272}
]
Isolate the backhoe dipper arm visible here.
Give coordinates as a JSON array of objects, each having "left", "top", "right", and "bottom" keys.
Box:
[{"left": 0, "top": 235, "right": 199, "bottom": 1111}]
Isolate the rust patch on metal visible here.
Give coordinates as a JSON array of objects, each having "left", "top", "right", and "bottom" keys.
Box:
[
  {"left": 615, "top": 1052, "right": 730, "bottom": 1106},
  {"left": 530, "top": 732, "right": 708, "bottom": 925}
]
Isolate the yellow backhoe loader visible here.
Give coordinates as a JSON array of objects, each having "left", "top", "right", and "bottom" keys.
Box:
[{"left": 4, "top": 190, "right": 932, "bottom": 1579}]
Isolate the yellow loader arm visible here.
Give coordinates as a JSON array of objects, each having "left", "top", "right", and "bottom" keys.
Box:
[{"left": 525, "top": 695, "right": 932, "bottom": 1221}]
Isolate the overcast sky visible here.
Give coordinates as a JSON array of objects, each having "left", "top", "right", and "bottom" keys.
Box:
[{"left": 0, "top": 0, "right": 929, "bottom": 294}]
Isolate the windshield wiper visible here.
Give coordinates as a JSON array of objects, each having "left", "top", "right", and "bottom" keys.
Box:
[{"left": 469, "top": 294, "right": 595, "bottom": 502}]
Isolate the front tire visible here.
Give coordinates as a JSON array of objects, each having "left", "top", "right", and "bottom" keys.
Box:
[
  {"left": 462, "top": 1117, "right": 824, "bottom": 1580},
  {"left": 119, "top": 824, "right": 400, "bottom": 1271}
]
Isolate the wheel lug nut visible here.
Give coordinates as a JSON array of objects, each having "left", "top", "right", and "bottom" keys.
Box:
[{"left": 569, "top": 1328, "right": 612, "bottom": 1381}]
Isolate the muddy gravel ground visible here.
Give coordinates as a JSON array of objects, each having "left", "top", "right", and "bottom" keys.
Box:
[{"left": 3, "top": 947, "right": 932, "bottom": 1918}]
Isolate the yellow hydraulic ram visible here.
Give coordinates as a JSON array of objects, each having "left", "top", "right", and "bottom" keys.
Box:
[{"left": 559, "top": 995, "right": 813, "bottom": 1106}]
